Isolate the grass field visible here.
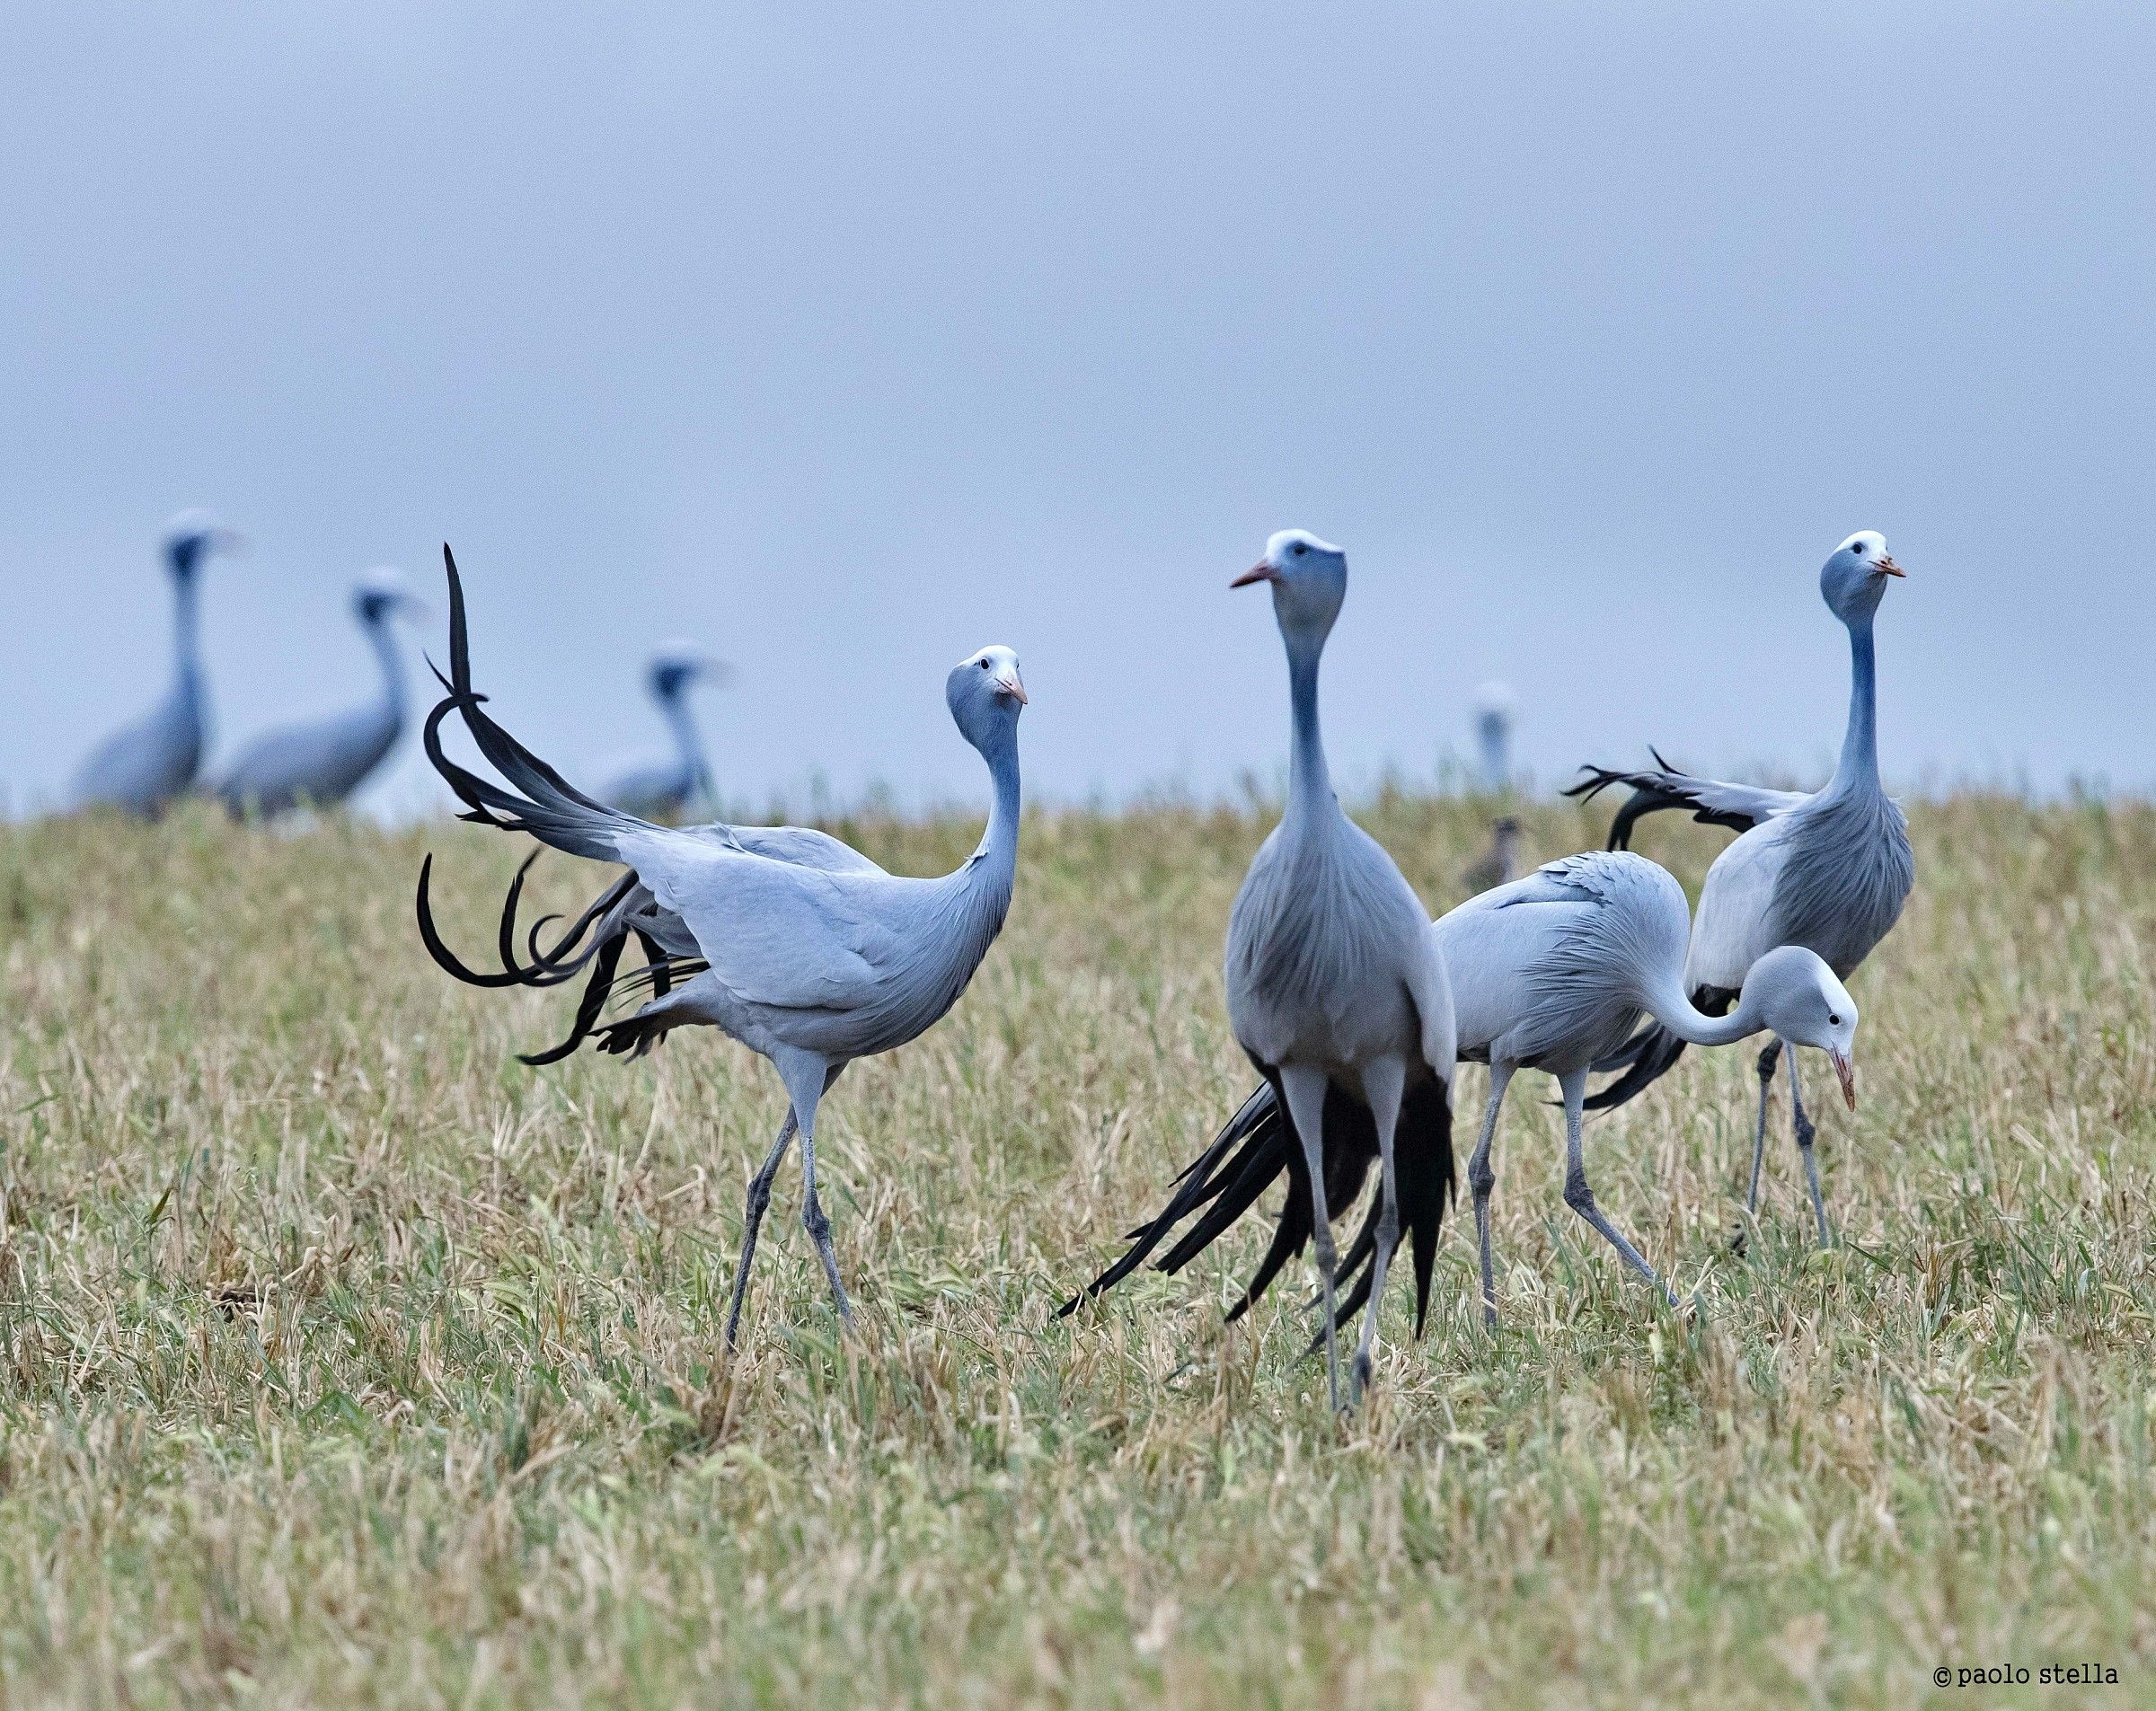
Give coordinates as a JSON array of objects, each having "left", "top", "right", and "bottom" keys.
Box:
[{"left": 2, "top": 794, "right": 2152, "bottom": 1707}]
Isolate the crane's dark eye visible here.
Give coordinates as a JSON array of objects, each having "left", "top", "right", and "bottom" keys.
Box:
[
  {"left": 1291, "top": 542, "right": 1307, "bottom": 556},
  {"left": 979, "top": 658, "right": 991, "bottom": 669},
  {"left": 1828, "top": 1013, "right": 1841, "bottom": 1026}
]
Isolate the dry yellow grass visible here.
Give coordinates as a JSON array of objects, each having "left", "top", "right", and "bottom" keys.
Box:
[{"left": 1, "top": 794, "right": 2152, "bottom": 1707}]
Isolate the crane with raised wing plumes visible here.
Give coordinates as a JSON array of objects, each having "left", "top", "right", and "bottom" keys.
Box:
[
  {"left": 1565, "top": 531, "right": 1913, "bottom": 1246},
  {"left": 416, "top": 547, "right": 1027, "bottom": 1350}
]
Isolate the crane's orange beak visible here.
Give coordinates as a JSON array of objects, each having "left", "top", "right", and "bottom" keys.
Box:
[
  {"left": 1874, "top": 555, "right": 1905, "bottom": 578},
  {"left": 1829, "top": 1048, "right": 1857, "bottom": 1110},
  {"left": 994, "top": 673, "right": 1028, "bottom": 705},
  {"left": 1231, "top": 560, "right": 1277, "bottom": 588}
]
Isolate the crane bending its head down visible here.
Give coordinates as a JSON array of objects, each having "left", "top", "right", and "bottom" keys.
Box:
[
  {"left": 1066, "top": 851, "right": 1859, "bottom": 1336},
  {"left": 1561, "top": 529, "right": 1912, "bottom": 1247}
]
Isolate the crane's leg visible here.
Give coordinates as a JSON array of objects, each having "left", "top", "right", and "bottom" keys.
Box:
[
  {"left": 1731, "top": 1039, "right": 1782, "bottom": 1255},
  {"left": 1559, "top": 1069, "right": 1680, "bottom": 1310},
  {"left": 1468, "top": 1063, "right": 1516, "bottom": 1330},
  {"left": 1278, "top": 1063, "right": 1342, "bottom": 1413},
  {"left": 1746, "top": 1039, "right": 1781, "bottom": 1215},
  {"left": 1348, "top": 1055, "right": 1408, "bottom": 1404},
  {"left": 773, "top": 1052, "right": 855, "bottom": 1330},
  {"left": 722, "top": 1108, "right": 799, "bottom": 1351},
  {"left": 1786, "top": 1047, "right": 1833, "bottom": 1248}
]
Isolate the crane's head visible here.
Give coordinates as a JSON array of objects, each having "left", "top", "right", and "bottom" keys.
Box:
[
  {"left": 1821, "top": 530, "right": 1904, "bottom": 625},
  {"left": 1233, "top": 528, "right": 1348, "bottom": 647},
  {"left": 648, "top": 641, "right": 730, "bottom": 701},
  {"left": 947, "top": 645, "right": 1028, "bottom": 750},
  {"left": 354, "top": 568, "right": 428, "bottom": 627},
  {"left": 163, "top": 509, "right": 242, "bottom": 581},
  {"left": 1742, "top": 945, "right": 1861, "bottom": 1109}
]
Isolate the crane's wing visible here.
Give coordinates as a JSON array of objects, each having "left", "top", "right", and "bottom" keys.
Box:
[
  {"left": 418, "top": 544, "right": 906, "bottom": 1027},
  {"left": 1563, "top": 747, "right": 1811, "bottom": 849},
  {"left": 1407, "top": 925, "right": 1456, "bottom": 1084},
  {"left": 1681, "top": 818, "right": 1796, "bottom": 995},
  {"left": 70, "top": 685, "right": 200, "bottom": 812},
  {"left": 219, "top": 704, "right": 398, "bottom": 811},
  {"left": 616, "top": 833, "right": 906, "bottom": 1012},
  {"left": 708, "top": 823, "right": 887, "bottom": 876}
]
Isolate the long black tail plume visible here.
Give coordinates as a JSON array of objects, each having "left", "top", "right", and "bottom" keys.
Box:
[
  {"left": 417, "top": 851, "right": 636, "bottom": 990},
  {"left": 1061, "top": 1073, "right": 1455, "bottom": 1341},
  {"left": 1580, "top": 1025, "right": 1690, "bottom": 1113},
  {"left": 1324, "top": 1077, "right": 1456, "bottom": 1342},
  {"left": 420, "top": 545, "right": 640, "bottom": 863},
  {"left": 416, "top": 544, "right": 695, "bottom": 1063},
  {"left": 1053, "top": 1084, "right": 1283, "bottom": 1315},
  {"left": 1563, "top": 747, "right": 1756, "bottom": 850}
]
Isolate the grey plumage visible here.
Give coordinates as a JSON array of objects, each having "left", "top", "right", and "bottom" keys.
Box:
[
  {"left": 1214, "top": 529, "right": 1455, "bottom": 1408},
  {"left": 1068, "top": 851, "right": 1860, "bottom": 1331},
  {"left": 418, "top": 546, "right": 1027, "bottom": 1347},
  {"left": 68, "top": 514, "right": 237, "bottom": 816},
  {"left": 216, "top": 569, "right": 426, "bottom": 817}
]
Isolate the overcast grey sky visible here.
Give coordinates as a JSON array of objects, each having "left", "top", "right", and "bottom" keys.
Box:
[{"left": 3, "top": 3, "right": 2151, "bottom": 816}]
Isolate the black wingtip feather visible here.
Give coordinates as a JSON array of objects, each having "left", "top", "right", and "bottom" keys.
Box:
[
  {"left": 1582, "top": 1026, "right": 1689, "bottom": 1112},
  {"left": 416, "top": 852, "right": 530, "bottom": 989},
  {"left": 518, "top": 932, "right": 628, "bottom": 1066},
  {"left": 1065, "top": 1068, "right": 1455, "bottom": 1352}
]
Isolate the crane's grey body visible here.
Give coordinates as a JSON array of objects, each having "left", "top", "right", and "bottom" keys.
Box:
[
  {"left": 1568, "top": 530, "right": 1913, "bottom": 1243},
  {"left": 217, "top": 570, "right": 424, "bottom": 817},
  {"left": 1068, "top": 851, "right": 1858, "bottom": 1335},
  {"left": 68, "top": 516, "right": 234, "bottom": 816},
  {"left": 1225, "top": 811, "right": 1445, "bottom": 1078},
  {"left": 420, "top": 548, "right": 1025, "bottom": 1348},
  {"left": 1441, "top": 852, "right": 1856, "bottom": 1319},
  {"left": 1221, "top": 530, "right": 1454, "bottom": 1407},
  {"left": 600, "top": 645, "right": 728, "bottom": 821}
]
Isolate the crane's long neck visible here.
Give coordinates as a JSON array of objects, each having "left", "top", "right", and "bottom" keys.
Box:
[
  {"left": 366, "top": 614, "right": 407, "bottom": 728},
  {"left": 1283, "top": 628, "right": 1334, "bottom": 834},
  {"left": 660, "top": 689, "right": 713, "bottom": 807},
  {"left": 1823, "top": 616, "right": 1880, "bottom": 799},
  {"left": 172, "top": 569, "right": 204, "bottom": 701},
  {"left": 1648, "top": 976, "right": 1768, "bottom": 1048},
  {"left": 969, "top": 722, "right": 1022, "bottom": 881}
]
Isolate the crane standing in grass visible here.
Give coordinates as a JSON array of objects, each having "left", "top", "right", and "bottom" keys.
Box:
[
  {"left": 599, "top": 644, "right": 731, "bottom": 822},
  {"left": 1069, "top": 851, "right": 1861, "bottom": 1331},
  {"left": 69, "top": 513, "right": 239, "bottom": 816},
  {"left": 1213, "top": 529, "right": 1455, "bottom": 1408},
  {"left": 1567, "top": 530, "right": 1913, "bottom": 1246},
  {"left": 417, "top": 548, "right": 1028, "bottom": 1349},
  {"left": 217, "top": 569, "right": 428, "bottom": 817},
  {"left": 1462, "top": 815, "right": 1522, "bottom": 895}
]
